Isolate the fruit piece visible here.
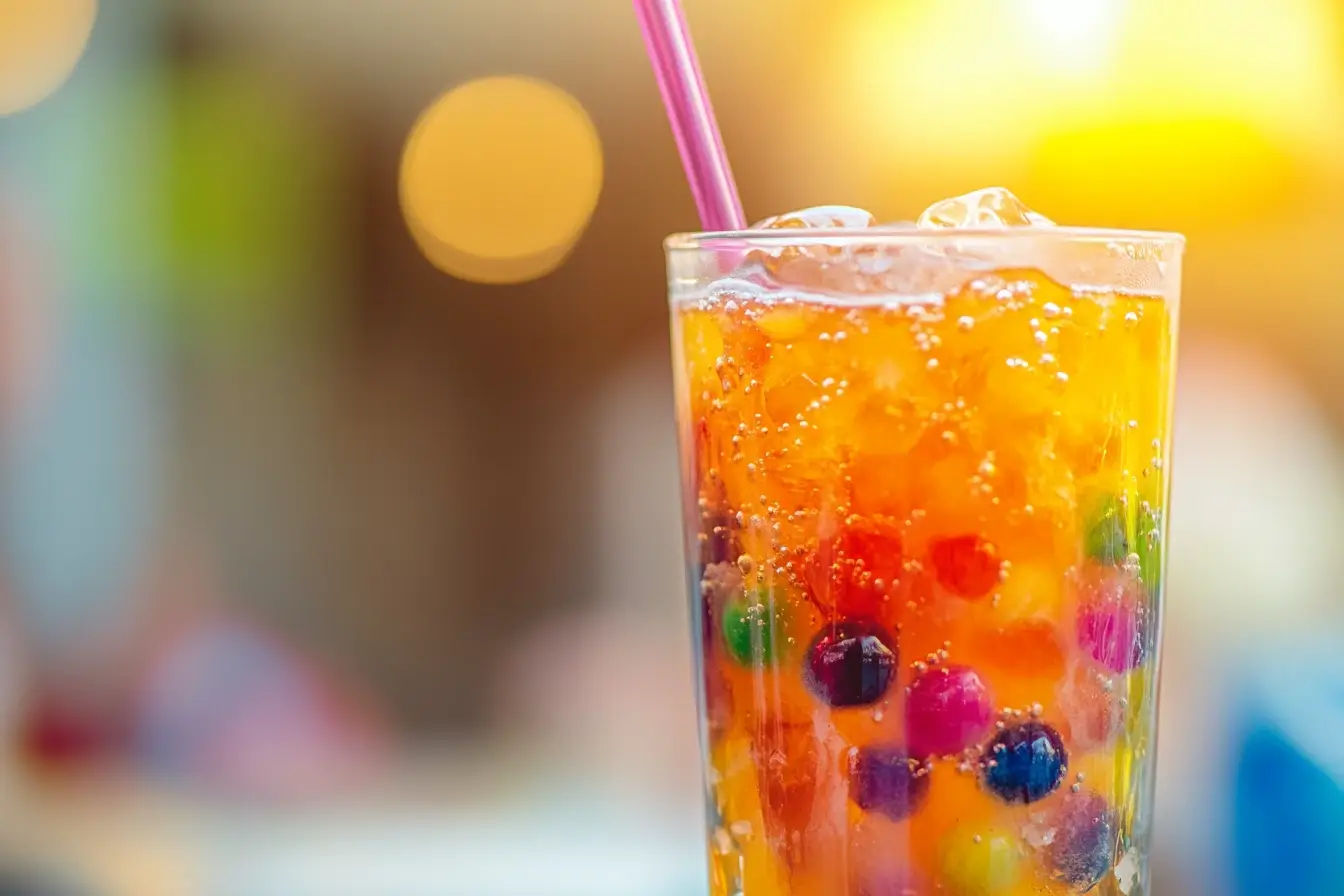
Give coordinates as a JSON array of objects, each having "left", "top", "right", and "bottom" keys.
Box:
[
  {"left": 1075, "top": 569, "right": 1148, "bottom": 673},
  {"left": 906, "top": 665, "right": 995, "bottom": 758},
  {"left": 938, "top": 824, "right": 1023, "bottom": 895},
  {"left": 680, "top": 310, "right": 726, "bottom": 391},
  {"left": 805, "top": 516, "right": 905, "bottom": 620},
  {"left": 805, "top": 619, "right": 898, "bottom": 707},
  {"left": 755, "top": 721, "right": 820, "bottom": 859},
  {"left": 1083, "top": 495, "right": 1128, "bottom": 567},
  {"left": 982, "top": 721, "right": 1068, "bottom": 804},
  {"left": 1056, "top": 668, "right": 1121, "bottom": 752},
  {"left": 992, "top": 563, "right": 1064, "bottom": 621},
  {"left": 721, "top": 590, "right": 783, "bottom": 666},
  {"left": 929, "top": 535, "right": 1001, "bottom": 599},
  {"left": 850, "top": 746, "right": 930, "bottom": 821},
  {"left": 754, "top": 717, "right": 853, "bottom": 885},
  {"left": 1042, "top": 791, "right": 1118, "bottom": 891}
]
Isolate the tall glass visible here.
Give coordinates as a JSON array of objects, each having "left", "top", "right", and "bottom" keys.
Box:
[{"left": 667, "top": 228, "right": 1183, "bottom": 896}]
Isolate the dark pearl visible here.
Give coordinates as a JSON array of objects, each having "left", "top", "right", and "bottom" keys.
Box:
[
  {"left": 982, "top": 721, "right": 1068, "bottom": 804},
  {"left": 1044, "top": 791, "right": 1118, "bottom": 891},
  {"left": 804, "top": 619, "right": 897, "bottom": 707},
  {"left": 850, "top": 746, "right": 929, "bottom": 821}
]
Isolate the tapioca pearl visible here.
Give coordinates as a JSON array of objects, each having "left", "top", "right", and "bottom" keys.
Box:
[
  {"left": 906, "top": 665, "right": 995, "bottom": 759},
  {"left": 1076, "top": 599, "right": 1147, "bottom": 673},
  {"left": 981, "top": 721, "right": 1068, "bottom": 805},
  {"left": 1042, "top": 791, "right": 1119, "bottom": 892},
  {"left": 1083, "top": 495, "right": 1128, "bottom": 567},
  {"left": 721, "top": 590, "right": 784, "bottom": 666},
  {"left": 938, "top": 823, "right": 1022, "bottom": 895},
  {"left": 804, "top": 515, "right": 906, "bottom": 620},
  {"left": 804, "top": 619, "right": 898, "bottom": 707},
  {"left": 1074, "top": 566, "right": 1149, "bottom": 673},
  {"left": 929, "top": 535, "right": 1002, "bottom": 599},
  {"left": 849, "top": 745, "right": 931, "bottom": 821}
]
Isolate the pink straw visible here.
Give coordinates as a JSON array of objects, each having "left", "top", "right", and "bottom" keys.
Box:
[{"left": 633, "top": 0, "right": 747, "bottom": 232}]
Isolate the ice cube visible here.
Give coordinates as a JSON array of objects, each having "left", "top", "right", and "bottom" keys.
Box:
[
  {"left": 753, "top": 205, "right": 877, "bottom": 230},
  {"left": 917, "top": 187, "right": 1054, "bottom": 229},
  {"left": 740, "top": 206, "right": 877, "bottom": 295}
]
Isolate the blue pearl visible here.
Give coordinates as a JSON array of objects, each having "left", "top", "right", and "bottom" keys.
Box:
[{"left": 982, "top": 721, "right": 1068, "bottom": 804}]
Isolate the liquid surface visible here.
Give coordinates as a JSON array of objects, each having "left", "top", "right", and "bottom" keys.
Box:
[{"left": 674, "top": 265, "right": 1174, "bottom": 896}]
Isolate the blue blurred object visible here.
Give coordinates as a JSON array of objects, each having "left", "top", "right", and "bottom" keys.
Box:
[
  {"left": 0, "top": 301, "right": 163, "bottom": 650},
  {"left": 1232, "top": 639, "right": 1344, "bottom": 896}
]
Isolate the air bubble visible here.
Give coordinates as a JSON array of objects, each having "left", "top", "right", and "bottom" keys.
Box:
[
  {"left": 1042, "top": 302, "right": 1061, "bottom": 318},
  {"left": 958, "top": 316, "right": 976, "bottom": 331}
]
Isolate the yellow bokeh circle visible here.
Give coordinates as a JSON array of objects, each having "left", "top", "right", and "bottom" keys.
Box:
[
  {"left": 0, "top": 0, "right": 98, "bottom": 115},
  {"left": 400, "top": 76, "right": 603, "bottom": 285}
]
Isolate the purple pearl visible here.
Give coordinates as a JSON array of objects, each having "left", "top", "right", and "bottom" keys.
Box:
[
  {"left": 1077, "top": 601, "right": 1146, "bottom": 673},
  {"left": 850, "top": 746, "right": 930, "bottom": 821},
  {"left": 1044, "top": 791, "right": 1118, "bottom": 890},
  {"left": 805, "top": 619, "right": 897, "bottom": 707}
]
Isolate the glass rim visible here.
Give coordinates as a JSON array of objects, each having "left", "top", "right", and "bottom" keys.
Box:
[{"left": 665, "top": 225, "right": 1185, "bottom": 252}]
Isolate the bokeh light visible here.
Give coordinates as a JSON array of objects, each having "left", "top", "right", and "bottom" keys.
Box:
[
  {"left": 0, "top": 0, "right": 97, "bottom": 115},
  {"left": 827, "top": 0, "right": 1340, "bottom": 225},
  {"left": 400, "top": 76, "right": 603, "bottom": 285},
  {"left": 1020, "top": 0, "right": 1123, "bottom": 71}
]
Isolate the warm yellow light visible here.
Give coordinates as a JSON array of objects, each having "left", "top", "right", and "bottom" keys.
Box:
[
  {"left": 399, "top": 76, "right": 603, "bottom": 285},
  {"left": 1020, "top": 0, "right": 1122, "bottom": 71},
  {"left": 828, "top": 0, "right": 1339, "bottom": 217},
  {"left": 0, "top": 0, "right": 97, "bottom": 115}
]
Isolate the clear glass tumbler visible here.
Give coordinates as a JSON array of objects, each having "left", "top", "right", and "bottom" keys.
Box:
[{"left": 667, "top": 227, "right": 1183, "bottom": 896}]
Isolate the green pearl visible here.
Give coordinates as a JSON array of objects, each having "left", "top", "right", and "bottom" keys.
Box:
[
  {"left": 721, "top": 590, "right": 781, "bottom": 666},
  {"left": 1084, "top": 495, "right": 1129, "bottom": 566}
]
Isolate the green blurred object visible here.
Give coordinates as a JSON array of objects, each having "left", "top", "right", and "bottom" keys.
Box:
[
  {"left": 92, "top": 63, "right": 350, "bottom": 330},
  {"left": 164, "top": 64, "right": 348, "bottom": 325}
]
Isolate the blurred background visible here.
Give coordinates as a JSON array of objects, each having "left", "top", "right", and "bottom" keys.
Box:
[{"left": 0, "top": 0, "right": 1343, "bottom": 893}]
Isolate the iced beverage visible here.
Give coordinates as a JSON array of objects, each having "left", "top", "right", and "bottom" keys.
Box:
[{"left": 667, "top": 190, "right": 1182, "bottom": 896}]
